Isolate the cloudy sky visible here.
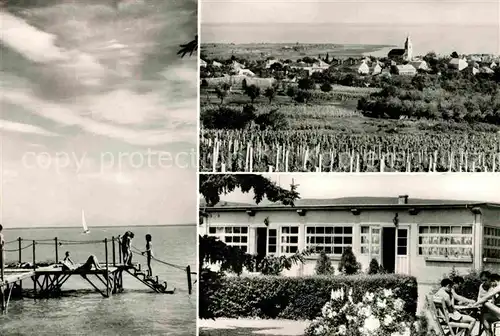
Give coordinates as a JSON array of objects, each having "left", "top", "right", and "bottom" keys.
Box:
[
  {"left": 1, "top": 0, "right": 197, "bottom": 227},
  {"left": 203, "top": 0, "right": 499, "bottom": 25},
  {"left": 220, "top": 174, "right": 500, "bottom": 204}
]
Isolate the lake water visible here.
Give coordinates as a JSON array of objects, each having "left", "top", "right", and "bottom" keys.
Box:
[
  {"left": 202, "top": 23, "right": 499, "bottom": 56},
  {"left": 0, "top": 226, "right": 196, "bottom": 336}
]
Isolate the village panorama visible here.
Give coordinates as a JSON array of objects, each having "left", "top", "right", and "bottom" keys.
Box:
[{"left": 199, "top": 37, "right": 500, "bottom": 173}]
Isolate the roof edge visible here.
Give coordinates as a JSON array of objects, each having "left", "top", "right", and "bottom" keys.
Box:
[{"left": 202, "top": 202, "right": 500, "bottom": 212}]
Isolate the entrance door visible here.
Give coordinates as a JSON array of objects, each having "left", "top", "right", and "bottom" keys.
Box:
[
  {"left": 395, "top": 228, "right": 409, "bottom": 274},
  {"left": 382, "top": 227, "right": 396, "bottom": 273},
  {"left": 256, "top": 228, "right": 268, "bottom": 259}
]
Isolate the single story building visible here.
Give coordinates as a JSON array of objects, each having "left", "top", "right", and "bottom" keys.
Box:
[
  {"left": 394, "top": 64, "right": 417, "bottom": 76},
  {"left": 449, "top": 58, "right": 469, "bottom": 71},
  {"left": 200, "top": 196, "right": 500, "bottom": 286}
]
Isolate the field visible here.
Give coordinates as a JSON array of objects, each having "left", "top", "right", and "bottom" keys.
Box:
[
  {"left": 200, "top": 43, "right": 500, "bottom": 173},
  {"left": 201, "top": 43, "right": 395, "bottom": 61},
  {"left": 200, "top": 129, "right": 500, "bottom": 172}
]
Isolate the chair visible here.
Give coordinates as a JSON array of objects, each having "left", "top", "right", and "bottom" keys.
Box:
[
  {"left": 491, "top": 321, "right": 500, "bottom": 336},
  {"left": 427, "top": 295, "right": 471, "bottom": 336}
]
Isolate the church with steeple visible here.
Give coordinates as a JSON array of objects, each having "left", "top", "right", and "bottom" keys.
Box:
[{"left": 388, "top": 35, "right": 413, "bottom": 62}]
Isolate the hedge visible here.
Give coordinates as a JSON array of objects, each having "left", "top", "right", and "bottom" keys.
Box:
[{"left": 207, "top": 274, "right": 418, "bottom": 320}]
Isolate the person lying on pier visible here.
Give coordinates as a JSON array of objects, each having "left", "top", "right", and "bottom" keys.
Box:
[
  {"left": 61, "top": 251, "right": 101, "bottom": 272},
  {"left": 141, "top": 234, "right": 153, "bottom": 277},
  {"left": 435, "top": 278, "right": 476, "bottom": 336}
]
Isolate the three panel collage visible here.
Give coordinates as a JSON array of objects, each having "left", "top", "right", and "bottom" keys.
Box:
[{"left": 0, "top": 0, "right": 499, "bottom": 335}]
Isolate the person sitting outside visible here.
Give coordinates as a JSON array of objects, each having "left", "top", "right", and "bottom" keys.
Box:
[
  {"left": 435, "top": 278, "right": 476, "bottom": 336},
  {"left": 61, "top": 251, "right": 101, "bottom": 272},
  {"left": 479, "top": 271, "right": 493, "bottom": 300},
  {"left": 474, "top": 273, "right": 500, "bottom": 335},
  {"left": 451, "top": 276, "right": 475, "bottom": 305}
]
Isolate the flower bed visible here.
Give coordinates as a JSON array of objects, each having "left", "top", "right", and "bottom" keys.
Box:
[{"left": 305, "top": 287, "right": 418, "bottom": 336}]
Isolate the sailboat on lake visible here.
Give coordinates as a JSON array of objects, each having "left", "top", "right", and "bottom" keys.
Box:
[{"left": 82, "top": 210, "right": 90, "bottom": 234}]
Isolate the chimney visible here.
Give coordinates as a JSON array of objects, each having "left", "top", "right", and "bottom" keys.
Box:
[{"left": 398, "top": 195, "right": 409, "bottom": 205}]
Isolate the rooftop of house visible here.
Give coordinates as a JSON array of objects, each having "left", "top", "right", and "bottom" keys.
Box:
[{"left": 200, "top": 196, "right": 500, "bottom": 211}]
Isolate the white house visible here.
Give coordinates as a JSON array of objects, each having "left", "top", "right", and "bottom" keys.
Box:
[
  {"left": 212, "top": 61, "right": 222, "bottom": 68},
  {"left": 232, "top": 61, "right": 245, "bottom": 71},
  {"left": 237, "top": 69, "right": 255, "bottom": 77},
  {"left": 395, "top": 64, "right": 417, "bottom": 76},
  {"left": 410, "top": 60, "right": 429, "bottom": 72},
  {"left": 200, "top": 59, "right": 207, "bottom": 67},
  {"left": 481, "top": 67, "right": 495, "bottom": 74},
  {"left": 357, "top": 61, "right": 370, "bottom": 75},
  {"left": 371, "top": 62, "right": 383, "bottom": 75},
  {"left": 449, "top": 58, "right": 468, "bottom": 71}
]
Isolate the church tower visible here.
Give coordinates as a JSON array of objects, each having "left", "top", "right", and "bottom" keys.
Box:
[{"left": 403, "top": 34, "right": 413, "bottom": 61}]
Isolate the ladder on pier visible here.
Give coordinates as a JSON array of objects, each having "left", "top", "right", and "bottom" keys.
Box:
[{"left": 125, "top": 264, "right": 175, "bottom": 294}]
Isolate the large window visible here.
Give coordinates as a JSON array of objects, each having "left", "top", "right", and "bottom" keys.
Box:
[
  {"left": 484, "top": 227, "right": 500, "bottom": 259},
  {"left": 306, "top": 226, "right": 353, "bottom": 255},
  {"left": 208, "top": 226, "right": 249, "bottom": 252},
  {"left": 360, "top": 226, "right": 380, "bottom": 256},
  {"left": 418, "top": 225, "right": 473, "bottom": 258},
  {"left": 280, "top": 226, "right": 299, "bottom": 254}
]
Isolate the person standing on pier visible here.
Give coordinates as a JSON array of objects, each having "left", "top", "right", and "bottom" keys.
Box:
[
  {"left": 122, "top": 231, "right": 135, "bottom": 266},
  {"left": 141, "top": 234, "right": 153, "bottom": 277}
]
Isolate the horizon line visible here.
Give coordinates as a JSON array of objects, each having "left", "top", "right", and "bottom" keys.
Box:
[{"left": 3, "top": 224, "right": 196, "bottom": 230}]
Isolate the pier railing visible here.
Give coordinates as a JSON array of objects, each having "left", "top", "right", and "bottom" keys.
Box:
[
  {"left": 0, "top": 236, "right": 123, "bottom": 279},
  {"left": 1, "top": 236, "right": 196, "bottom": 294}
]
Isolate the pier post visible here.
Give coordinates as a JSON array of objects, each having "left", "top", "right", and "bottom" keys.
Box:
[
  {"left": 186, "top": 265, "right": 192, "bottom": 295},
  {"left": 33, "top": 240, "right": 36, "bottom": 298},
  {"left": 1, "top": 243, "right": 4, "bottom": 283},
  {"left": 55, "top": 237, "right": 59, "bottom": 263},
  {"left": 112, "top": 236, "right": 116, "bottom": 267},
  {"left": 117, "top": 235, "right": 122, "bottom": 264},
  {"left": 32, "top": 241, "right": 36, "bottom": 270},
  {"left": 105, "top": 238, "right": 109, "bottom": 297},
  {"left": 18, "top": 237, "right": 22, "bottom": 264}
]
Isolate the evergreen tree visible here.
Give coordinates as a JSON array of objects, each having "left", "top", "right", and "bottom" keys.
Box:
[
  {"left": 338, "top": 247, "right": 361, "bottom": 275},
  {"left": 315, "top": 251, "right": 334, "bottom": 275},
  {"left": 367, "top": 258, "right": 380, "bottom": 274}
]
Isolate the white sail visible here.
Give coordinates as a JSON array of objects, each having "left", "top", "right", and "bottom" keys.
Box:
[{"left": 82, "top": 210, "right": 90, "bottom": 233}]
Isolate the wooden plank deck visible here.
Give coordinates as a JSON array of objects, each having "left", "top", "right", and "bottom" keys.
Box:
[
  {"left": 0, "top": 270, "right": 35, "bottom": 286},
  {"left": 1, "top": 263, "right": 136, "bottom": 285}
]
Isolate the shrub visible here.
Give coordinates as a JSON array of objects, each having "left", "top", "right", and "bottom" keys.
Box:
[
  {"left": 201, "top": 106, "right": 255, "bottom": 129},
  {"left": 315, "top": 251, "right": 334, "bottom": 275},
  {"left": 368, "top": 258, "right": 382, "bottom": 275},
  {"left": 338, "top": 247, "right": 361, "bottom": 275},
  {"left": 320, "top": 82, "right": 332, "bottom": 92},
  {"left": 254, "top": 108, "right": 288, "bottom": 131},
  {"left": 206, "top": 274, "right": 418, "bottom": 320}
]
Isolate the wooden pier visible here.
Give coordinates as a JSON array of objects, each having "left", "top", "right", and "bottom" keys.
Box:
[{"left": 0, "top": 236, "right": 191, "bottom": 313}]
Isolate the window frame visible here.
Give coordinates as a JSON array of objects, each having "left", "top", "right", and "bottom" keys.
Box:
[
  {"left": 305, "top": 224, "right": 354, "bottom": 257},
  {"left": 207, "top": 225, "right": 250, "bottom": 253},
  {"left": 279, "top": 225, "right": 300, "bottom": 255},
  {"left": 417, "top": 224, "right": 473, "bottom": 259}
]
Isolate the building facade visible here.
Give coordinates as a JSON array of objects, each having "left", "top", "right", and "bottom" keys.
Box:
[{"left": 200, "top": 196, "right": 500, "bottom": 285}]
